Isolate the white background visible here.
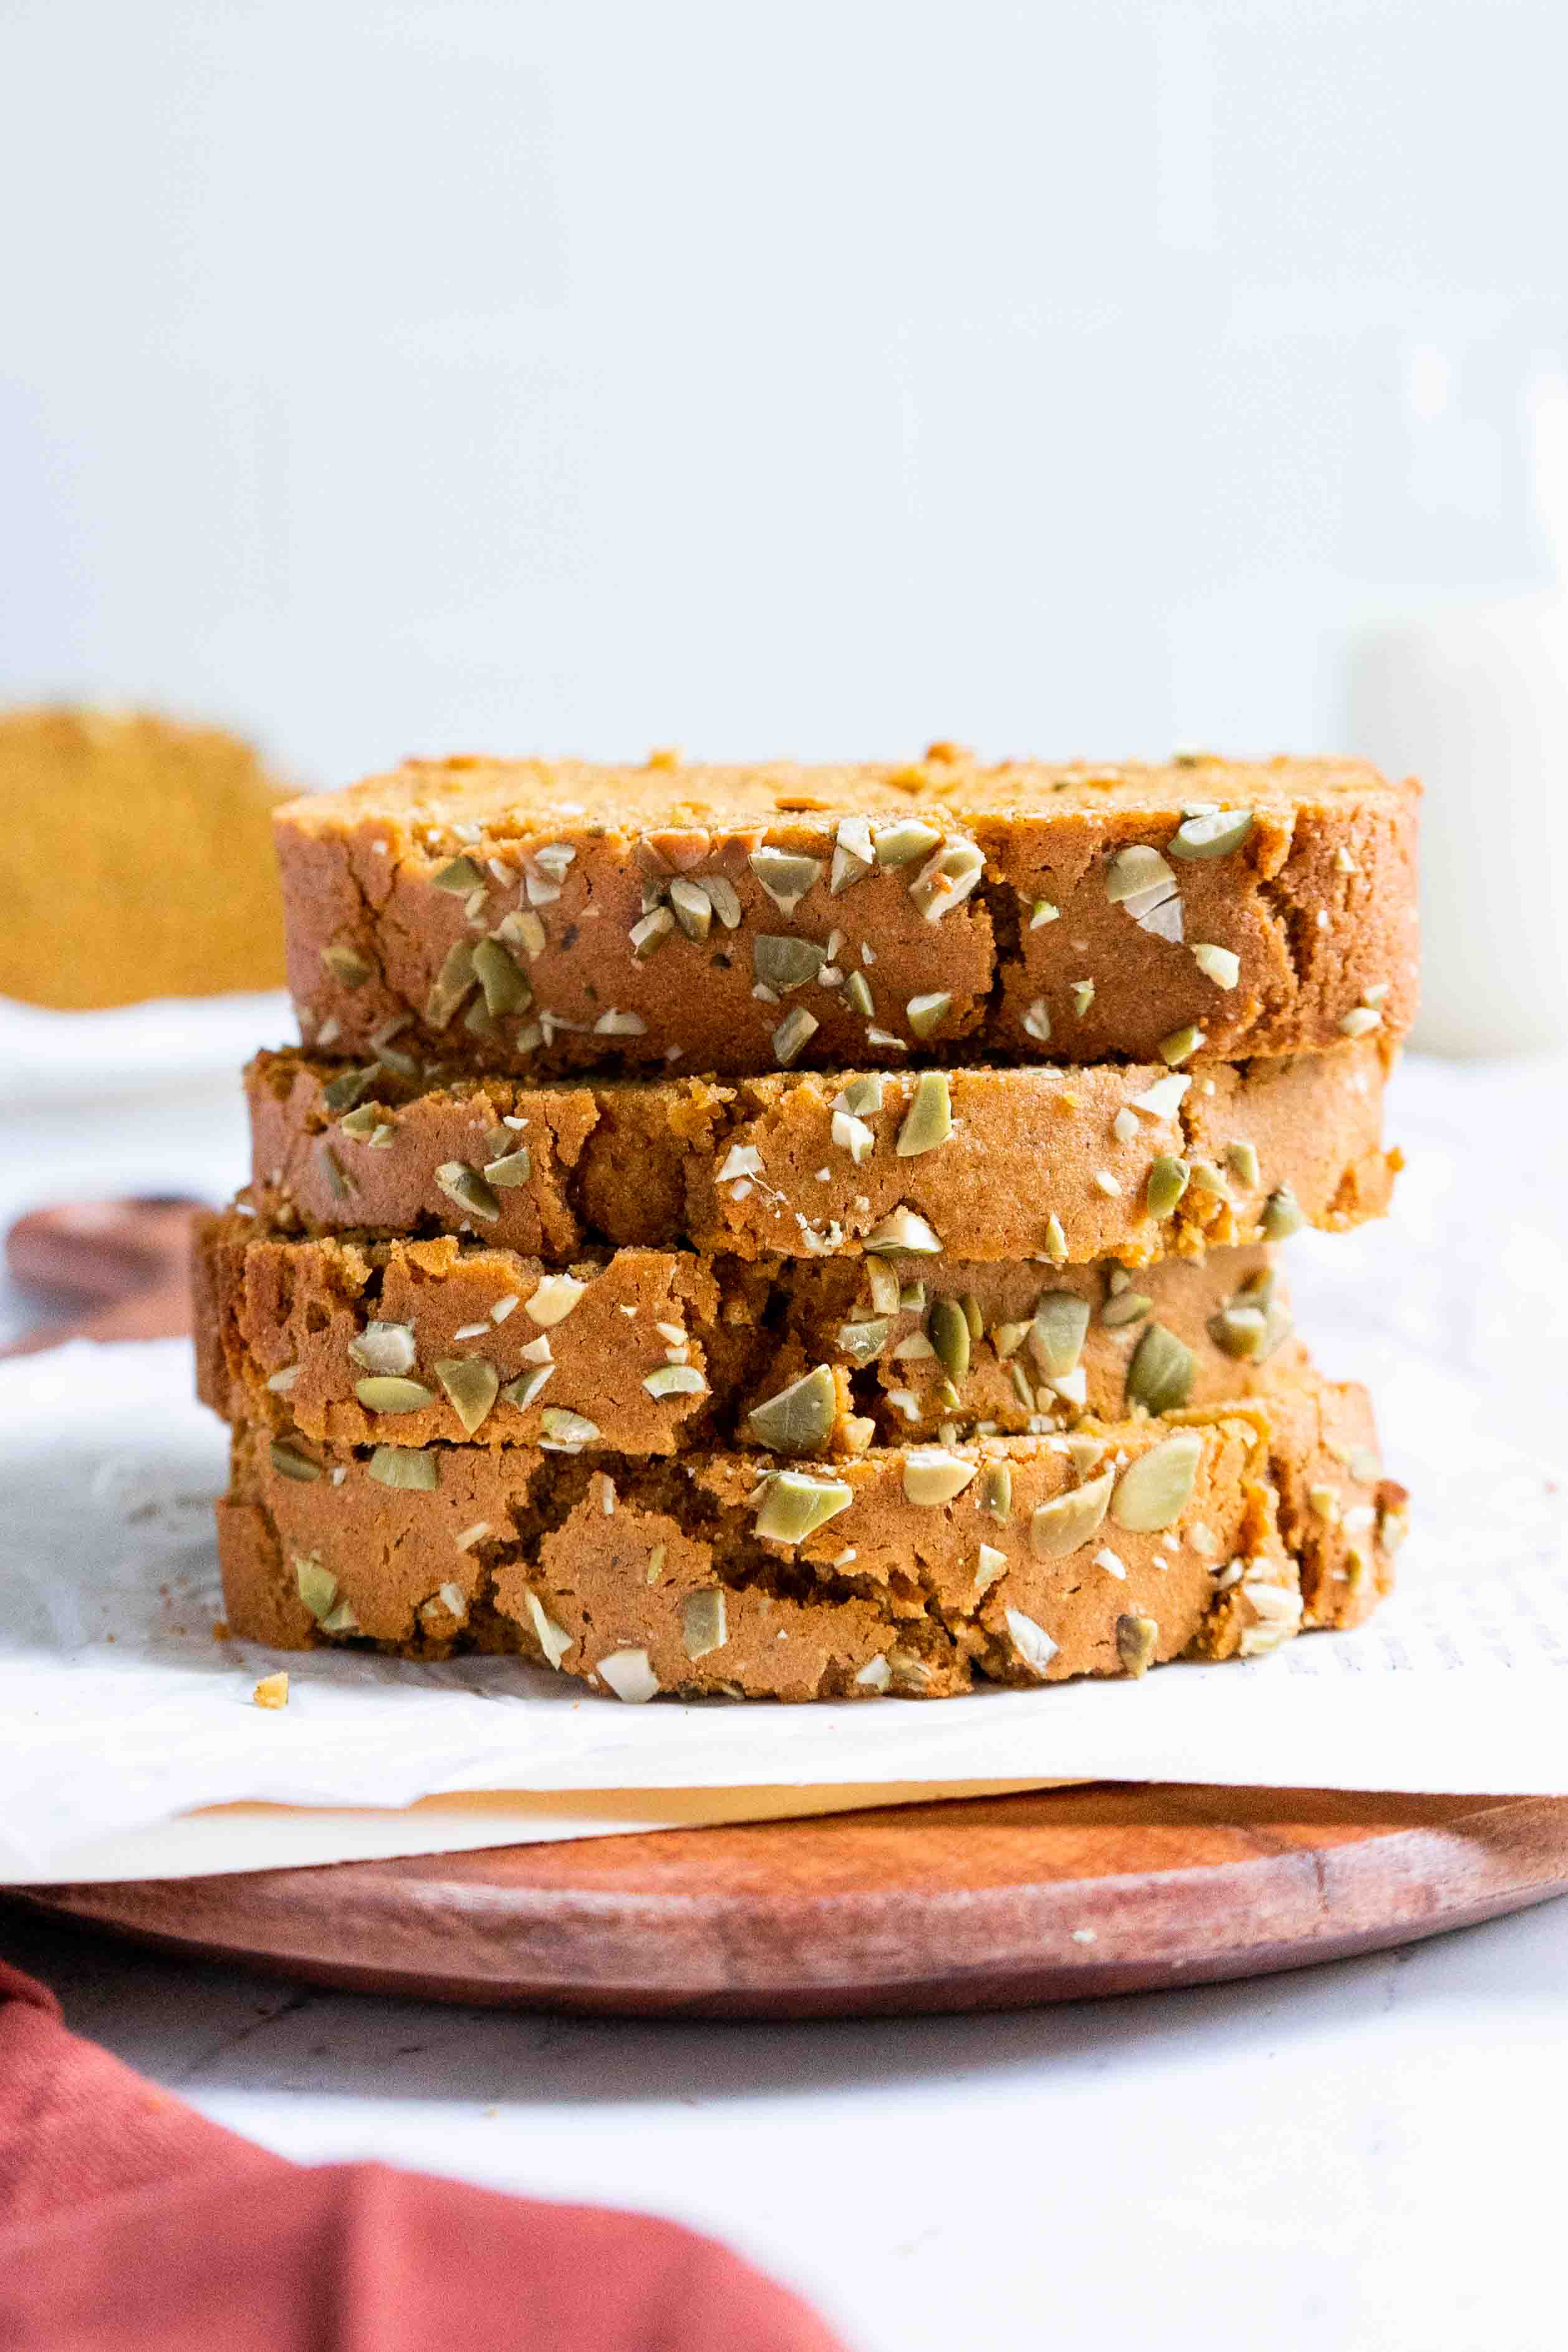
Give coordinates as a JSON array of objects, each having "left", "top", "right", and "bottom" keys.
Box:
[{"left": 4, "top": 0, "right": 1568, "bottom": 785}]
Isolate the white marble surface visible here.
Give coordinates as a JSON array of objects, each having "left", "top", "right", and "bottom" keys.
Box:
[{"left": 3, "top": 1054, "right": 1566, "bottom": 2350}]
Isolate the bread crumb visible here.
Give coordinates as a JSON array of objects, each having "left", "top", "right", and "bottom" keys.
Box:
[{"left": 253, "top": 1672, "right": 289, "bottom": 1709}]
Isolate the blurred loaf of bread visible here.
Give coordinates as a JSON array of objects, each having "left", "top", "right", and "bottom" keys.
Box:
[{"left": 1, "top": 706, "right": 291, "bottom": 1009}]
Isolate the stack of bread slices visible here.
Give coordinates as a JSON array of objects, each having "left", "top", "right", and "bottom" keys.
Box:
[{"left": 197, "top": 748, "right": 1416, "bottom": 1702}]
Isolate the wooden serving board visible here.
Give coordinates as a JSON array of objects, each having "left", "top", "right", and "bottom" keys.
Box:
[
  {"left": 17, "top": 1785, "right": 1568, "bottom": 2017},
  {"left": 9, "top": 1201, "right": 1568, "bottom": 2017}
]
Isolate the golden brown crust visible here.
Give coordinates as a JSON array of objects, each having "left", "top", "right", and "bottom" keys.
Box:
[
  {"left": 0, "top": 706, "right": 289, "bottom": 1008},
  {"left": 216, "top": 1367, "right": 1395, "bottom": 1700},
  {"left": 276, "top": 749, "right": 1418, "bottom": 1078},
  {"left": 244, "top": 1040, "right": 1398, "bottom": 1269},
  {"left": 199, "top": 1212, "right": 1308, "bottom": 1456}
]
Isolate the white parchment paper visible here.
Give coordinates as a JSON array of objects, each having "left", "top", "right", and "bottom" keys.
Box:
[{"left": 1, "top": 1056, "right": 1564, "bottom": 1879}]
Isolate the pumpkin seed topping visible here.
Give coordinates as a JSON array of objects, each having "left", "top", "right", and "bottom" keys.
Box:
[
  {"left": 1030, "top": 1292, "right": 1089, "bottom": 1378},
  {"left": 432, "top": 854, "right": 486, "bottom": 894},
  {"left": 1146, "top": 1155, "right": 1191, "bottom": 1219},
  {"left": 1125, "top": 1321, "right": 1195, "bottom": 1412},
  {"left": 669, "top": 878, "right": 713, "bottom": 940},
  {"left": 979, "top": 1461, "right": 1014, "bottom": 1521},
  {"left": 423, "top": 939, "right": 476, "bottom": 1028},
  {"left": 1191, "top": 942, "right": 1240, "bottom": 990},
  {"left": 1101, "top": 1289, "right": 1152, "bottom": 1329},
  {"left": 1339, "top": 1005, "right": 1383, "bottom": 1038},
  {"left": 539, "top": 1407, "right": 600, "bottom": 1450},
  {"left": 1130, "top": 1072, "right": 1190, "bottom": 1118},
  {"left": 1225, "top": 1139, "right": 1261, "bottom": 1188},
  {"left": 348, "top": 1321, "right": 416, "bottom": 1376},
  {"left": 515, "top": 1274, "right": 580, "bottom": 1328},
  {"left": 295, "top": 1556, "right": 339, "bottom": 1622},
  {"left": 435, "top": 1162, "right": 501, "bottom": 1223},
  {"left": 320, "top": 938, "right": 374, "bottom": 988},
  {"left": 750, "top": 848, "right": 822, "bottom": 912},
  {"left": 865, "top": 1205, "right": 943, "bottom": 1255},
  {"left": 748, "top": 1364, "right": 837, "bottom": 1453},
  {"left": 772, "top": 1006, "right": 819, "bottom": 1064},
  {"left": 843, "top": 969, "right": 875, "bottom": 1018},
  {"left": 896, "top": 1070, "right": 952, "bottom": 1157},
  {"left": 906, "top": 990, "right": 952, "bottom": 1039},
  {"left": 434, "top": 1357, "right": 499, "bottom": 1434},
  {"left": 1029, "top": 1468, "right": 1115, "bottom": 1558},
  {"left": 903, "top": 1449, "right": 978, "bottom": 1506},
  {"left": 837, "top": 1318, "right": 890, "bottom": 1363},
  {"left": 910, "top": 838, "right": 985, "bottom": 920},
  {"left": 976, "top": 1541, "right": 1008, "bottom": 1594},
  {"left": 628, "top": 907, "right": 673, "bottom": 959},
  {"left": 683, "top": 1589, "right": 728, "bottom": 1660},
  {"left": 472, "top": 936, "right": 531, "bottom": 1015},
  {"left": 1116, "top": 1613, "right": 1160, "bottom": 1677},
  {"left": 502, "top": 1364, "right": 555, "bottom": 1409},
  {"left": 1044, "top": 1213, "right": 1068, "bottom": 1264},
  {"left": 1168, "top": 808, "right": 1254, "bottom": 860},
  {"left": 595, "top": 1008, "right": 647, "bottom": 1036},
  {"left": 929, "top": 1296, "right": 971, "bottom": 1382},
  {"left": 1261, "top": 1184, "right": 1305, "bottom": 1240},
  {"left": 1005, "top": 1609, "right": 1059, "bottom": 1675},
  {"left": 338, "top": 1102, "right": 387, "bottom": 1140},
  {"left": 1106, "top": 845, "right": 1183, "bottom": 940},
  {"left": 1109, "top": 1431, "right": 1203, "bottom": 1530},
  {"left": 368, "top": 1445, "right": 439, "bottom": 1491},
  {"left": 321, "top": 1064, "right": 377, "bottom": 1114},
  {"left": 855, "top": 1654, "right": 892, "bottom": 1691},
  {"left": 755, "top": 1470, "right": 855, "bottom": 1543},
  {"left": 873, "top": 817, "right": 942, "bottom": 867},
  {"left": 1208, "top": 1303, "right": 1267, "bottom": 1359},
  {"left": 524, "top": 1591, "right": 574, "bottom": 1668},
  {"left": 496, "top": 907, "right": 548, "bottom": 959},
  {"left": 1022, "top": 998, "right": 1052, "bottom": 1043},
  {"left": 269, "top": 1441, "right": 321, "bottom": 1483},
  {"left": 1158, "top": 1023, "right": 1204, "bottom": 1066},
  {"left": 755, "top": 935, "right": 824, "bottom": 993},
  {"left": 645, "top": 1364, "right": 708, "bottom": 1399},
  {"left": 355, "top": 1374, "right": 437, "bottom": 1415},
  {"left": 1029, "top": 898, "right": 1060, "bottom": 928}
]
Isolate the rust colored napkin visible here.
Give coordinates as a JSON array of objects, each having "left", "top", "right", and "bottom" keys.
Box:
[{"left": 0, "top": 1957, "right": 849, "bottom": 2350}]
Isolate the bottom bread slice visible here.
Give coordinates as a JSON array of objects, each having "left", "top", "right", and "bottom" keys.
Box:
[{"left": 218, "top": 1371, "right": 1404, "bottom": 1702}]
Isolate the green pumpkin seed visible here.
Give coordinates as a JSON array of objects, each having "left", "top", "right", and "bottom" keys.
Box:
[
  {"left": 1157, "top": 1023, "right": 1203, "bottom": 1066},
  {"left": 1207, "top": 1303, "right": 1267, "bottom": 1359},
  {"left": 683, "top": 1589, "right": 728, "bottom": 1659},
  {"left": 338, "top": 1101, "right": 387, "bottom": 1140},
  {"left": 910, "top": 839, "right": 985, "bottom": 919},
  {"left": 472, "top": 936, "right": 531, "bottom": 1016},
  {"left": 367, "top": 1445, "right": 439, "bottom": 1491},
  {"left": 1005, "top": 1609, "right": 1059, "bottom": 1675},
  {"left": 872, "top": 818, "right": 942, "bottom": 867},
  {"left": 1125, "top": 1321, "right": 1195, "bottom": 1413},
  {"left": 1116, "top": 1612, "right": 1160, "bottom": 1677},
  {"left": 320, "top": 938, "right": 375, "bottom": 987},
  {"left": 906, "top": 991, "right": 952, "bottom": 1039},
  {"left": 979, "top": 1461, "right": 1013, "bottom": 1522},
  {"left": 668, "top": 879, "right": 713, "bottom": 940},
  {"left": 269, "top": 1442, "right": 321, "bottom": 1482},
  {"left": 1166, "top": 809, "right": 1254, "bottom": 860},
  {"left": 839, "top": 1074, "right": 885, "bottom": 1118},
  {"left": 772, "top": 1006, "right": 819, "bottom": 1064},
  {"left": 754, "top": 1471, "right": 855, "bottom": 1544},
  {"left": 432, "top": 854, "right": 486, "bottom": 893},
  {"left": 540, "top": 1407, "right": 600, "bottom": 1448},
  {"left": 483, "top": 1147, "right": 533, "bottom": 1187},
  {"left": 1109, "top": 1432, "right": 1203, "bottom": 1531},
  {"left": 524, "top": 1590, "right": 574, "bottom": 1667},
  {"left": 902, "top": 1450, "right": 977, "bottom": 1505},
  {"left": 1146, "top": 1155, "right": 1190, "bottom": 1219},
  {"left": 1029, "top": 1293, "right": 1089, "bottom": 1379},
  {"left": 319, "top": 1598, "right": 360, "bottom": 1635},
  {"left": 348, "top": 1321, "right": 416, "bottom": 1376},
  {"left": 844, "top": 969, "right": 875, "bottom": 1018},
  {"left": 747, "top": 1364, "right": 838, "bottom": 1453},
  {"left": 524, "top": 1274, "right": 584, "bottom": 1325},
  {"left": 1226, "top": 1140, "right": 1261, "bottom": 1188},
  {"left": 959, "top": 1293, "right": 984, "bottom": 1342},
  {"left": 501, "top": 1365, "right": 554, "bottom": 1410},
  {"left": 319, "top": 1143, "right": 353, "bottom": 1200},
  {"left": 1192, "top": 942, "right": 1240, "bottom": 990},
  {"left": 1105, "top": 844, "right": 1176, "bottom": 904},
  {"left": 1261, "top": 1185, "right": 1305, "bottom": 1239},
  {"left": 425, "top": 939, "right": 477, "bottom": 1028},
  {"left": 1101, "top": 1289, "right": 1152, "bottom": 1329},
  {"left": 630, "top": 907, "right": 675, "bottom": 958},
  {"left": 928, "top": 1296, "right": 971, "bottom": 1382},
  {"left": 837, "top": 1318, "right": 890, "bottom": 1364},
  {"left": 355, "top": 1375, "right": 436, "bottom": 1415},
  {"left": 435, "top": 1162, "right": 501, "bottom": 1223},
  {"left": 294, "top": 1556, "right": 338, "bottom": 1622},
  {"left": 1028, "top": 1469, "right": 1114, "bottom": 1558},
  {"left": 864, "top": 1205, "right": 943, "bottom": 1255},
  {"left": 321, "top": 1064, "right": 377, "bottom": 1114},
  {"left": 434, "top": 1357, "right": 499, "bottom": 1434},
  {"left": 644, "top": 1362, "right": 709, "bottom": 1400},
  {"left": 755, "top": 935, "right": 825, "bottom": 992},
  {"left": 749, "top": 848, "right": 822, "bottom": 912},
  {"left": 896, "top": 1070, "right": 952, "bottom": 1157}
]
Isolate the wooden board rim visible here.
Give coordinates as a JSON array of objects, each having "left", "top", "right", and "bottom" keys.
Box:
[{"left": 13, "top": 1783, "right": 1568, "bottom": 2018}]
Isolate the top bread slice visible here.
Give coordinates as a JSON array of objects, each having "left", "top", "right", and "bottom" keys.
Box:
[{"left": 276, "top": 748, "right": 1419, "bottom": 1081}]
